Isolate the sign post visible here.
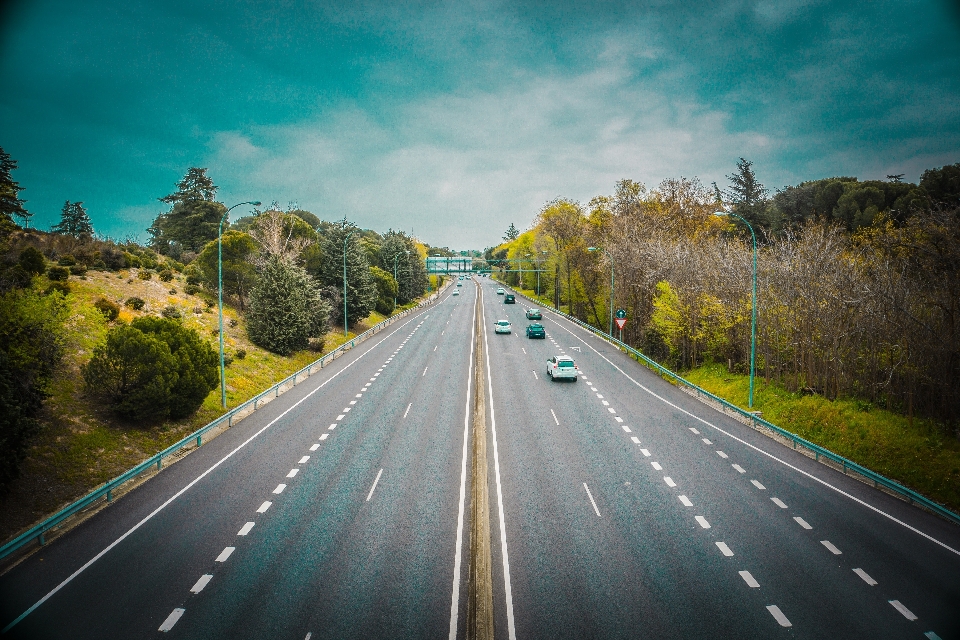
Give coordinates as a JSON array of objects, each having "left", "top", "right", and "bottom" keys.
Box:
[{"left": 614, "top": 309, "right": 627, "bottom": 342}]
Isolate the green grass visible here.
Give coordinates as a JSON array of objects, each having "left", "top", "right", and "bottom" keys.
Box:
[{"left": 683, "top": 363, "right": 960, "bottom": 513}]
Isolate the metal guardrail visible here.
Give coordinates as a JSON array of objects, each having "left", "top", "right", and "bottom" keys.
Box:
[
  {"left": 0, "top": 283, "right": 452, "bottom": 561},
  {"left": 505, "top": 284, "right": 960, "bottom": 526}
]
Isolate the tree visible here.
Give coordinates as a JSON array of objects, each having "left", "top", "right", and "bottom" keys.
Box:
[
  {"left": 148, "top": 168, "right": 226, "bottom": 255},
  {"left": 726, "top": 158, "right": 770, "bottom": 230},
  {"left": 246, "top": 255, "right": 331, "bottom": 355},
  {"left": 52, "top": 201, "right": 94, "bottom": 238},
  {"left": 920, "top": 163, "right": 960, "bottom": 207},
  {"left": 378, "top": 230, "right": 428, "bottom": 305},
  {"left": 0, "top": 146, "right": 29, "bottom": 227},
  {"left": 315, "top": 219, "right": 377, "bottom": 328},
  {"left": 194, "top": 231, "right": 258, "bottom": 308},
  {"left": 503, "top": 223, "right": 520, "bottom": 241},
  {"left": 369, "top": 266, "right": 398, "bottom": 315},
  {"left": 18, "top": 247, "right": 46, "bottom": 276}
]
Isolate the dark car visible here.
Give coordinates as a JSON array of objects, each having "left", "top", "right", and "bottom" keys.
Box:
[
  {"left": 526, "top": 323, "right": 546, "bottom": 339},
  {"left": 504, "top": 294, "right": 516, "bottom": 304},
  {"left": 526, "top": 308, "right": 542, "bottom": 320}
]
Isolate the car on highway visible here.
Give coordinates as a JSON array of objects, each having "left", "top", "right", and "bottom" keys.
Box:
[
  {"left": 452, "top": 290, "right": 459, "bottom": 296},
  {"left": 494, "top": 320, "right": 512, "bottom": 334},
  {"left": 504, "top": 294, "right": 516, "bottom": 304},
  {"left": 546, "top": 356, "right": 578, "bottom": 380},
  {"left": 526, "top": 323, "right": 545, "bottom": 339},
  {"left": 457, "top": 282, "right": 462, "bottom": 287},
  {"left": 526, "top": 308, "right": 542, "bottom": 320},
  {"left": 496, "top": 287, "right": 505, "bottom": 295}
]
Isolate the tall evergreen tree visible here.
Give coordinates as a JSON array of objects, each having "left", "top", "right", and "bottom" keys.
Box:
[
  {"left": 315, "top": 219, "right": 377, "bottom": 328},
  {"left": 0, "top": 146, "right": 30, "bottom": 227},
  {"left": 726, "top": 157, "right": 770, "bottom": 229},
  {"left": 148, "top": 168, "right": 226, "bottom": 255},
  {"left": 246, "top": 255, "right": 330, "bottom": 355},
  {"left": 503, "top": 223, "right": 520, "bottom": 241},
  {"left": 379, "top": 230, "right": 427, "bottom": 304},
  {"left": 52, "top": 201, "right": 94, "bottom": 238}
]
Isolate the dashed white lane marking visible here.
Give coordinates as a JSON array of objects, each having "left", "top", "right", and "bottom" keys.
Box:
[
  {"left": 550, "top": 409, "right": 559, "bottom": 425},
  {"left": 310, "top": 443, "right": 320, "bottom": 451},
  {"left": 766, "top": 605, "right": 792, "bottom": 627},
  {"left": 702, "top": 438, "right": 713, "bottom": 445},
  {"left": 716, "top": 451, "right": 728, "bottom": 459},
  {"left": 601, "top": 400, "right": 609, "bottom": 406},
  {"left": 621, "top": 425, "right": 632, "bottom": 433},
  {"left": 286, "top": 468, "right": 299, "bottom": 478},
  {"left": 596, "top": 393, "right": 604, "bottom": 398},
  {"left": 237, "top": 522, "right": 255, "bottom": 536},
  {"left": 631, "top": 436, "right": 641, "bottom": 444},
  {"left": 521, "top": 347, "right": 526, "bottom": 354},
  {"left": 158, "top": 608, "right": 185, "bottom": 632},
  {"left": 273, "top": 484, "right": 286, "bottom": 494},
  {"left": 298, "top": 456, "right": 310, "bottom": 464},
  {"left": 614, "top": 417, "right": 623, "bottom": 423},
  {"left": 423, "top": 366, "right": 429, "bottom": 376},
  {"left": 695, "top": 516, "right": 711, "bottom": 529},
  {"left": 533, "top": 371, "right": 538, "bottom": 380},
  {"left": 821, "top": 540, "right": 842, "bottom": 555},
  {"left": 664, "top": 477, "right": 676, "bottom": 487},
  {"left": 257, "top": 501, "right": 272, "bottom": 513},
  {"left": 404, "top": 403, "right": 412, "bottom": 418},
  {"left": 320, "top": 433, "right": 329, "bottom": 440},
  {"left": 190, "top": 574, "right": 213, "bottom": 593},
  {"left": 434, "top": 345, "right": 438, "bottom": 351},
  {"left": 925, "top": 632, "right": 943, "bottom": 640},
  {"left": 651, "top": 462, "right": 663, "bottom": 471},
  {"left": 355, "top": 393, "right": 363, "bottom": 398},
  {"left": 215, "top": 547, "right": 235, "bottom": 562},
  {"left": 690, "top": 428, "right": 700, "bottom": 434},
  {"left": 640, "top": 449, "right": 651, "bottom": 457},
  {"left": 751, "top": 479, "right": 766, "bottom": 490},
  {"left": 583, "top": 483, "right": 602, "bottom": 517},
  {"left": 771, "top": 497, "right": 788, "bottom": 508},
  {"left": 889, "top": 600, "right": 918, "bottom": 621},
  {"left": 342, "top": 407, "right": 351, "bottom": 413},
  {"left": 679, "top": 495, "right": 693, "bottom": 507},
  {"left": 853, "top": 568, "right": 877, "bottom": 585},
  {"left": 328, "top": 424, "right": 336, "bottom": 431},
  {"left": 739, "top": 571, "right": 760, "bottom": 588},
  {"left": 369, "top": 378, "right": 376, "bottom": 382},
  {"left": 366, "top": 468, "right": 384, "bottom": 501},
  {"left": 794, "top": 516, "right": 812, "bottom": 529},
  {"left": 336, "top": 415, "right": 345, "bottom": 421},
  {"left": 716, "top": 542, "right": 734, "bottom": 556},
  {"left": 732, "top": 464, "right": 746, "bottom": 473},
  {"left": 607, "top": 407, "right": 616, "bottom": 414}
]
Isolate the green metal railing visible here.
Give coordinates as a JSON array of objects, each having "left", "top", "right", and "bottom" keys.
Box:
[
  {"left": 507, "top": 286, "right": 960, "bottom": 526},
  {"left": 0, "top": 284, "right": 451, "bottom": 562}
]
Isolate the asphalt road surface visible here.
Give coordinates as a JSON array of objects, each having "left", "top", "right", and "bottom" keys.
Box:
[{"left": 1, "top": 277, "right": 958, "bottom": 639}]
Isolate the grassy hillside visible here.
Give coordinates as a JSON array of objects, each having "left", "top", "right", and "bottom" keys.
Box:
[{"left": 0, "top": 267, "right": 414, "bottom": 543}]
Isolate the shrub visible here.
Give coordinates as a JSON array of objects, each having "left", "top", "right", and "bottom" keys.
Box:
[
  {"left": 83, "top": 318, "right": 218, "bottom": 420},
  {"left": 235, "top": 349, "right": 246, "bottom": 360},
  {"left": 222, "top": 353, "right": 234, "bottom": 367},
  {"left": 137, "top": 270, "right": 152, "bottom": 280},
  {"left": 168, "top": 288, "right": 177, "bottom": 294},
  {"left": 93, "top": 297, "right": 120, "bottom": 321},
  {"left": 159, "top": 269, "right": 173, "bottom": 282},
  {"left": 161, "top": 305, "right": 181, "bottom": 319},
  {"left": 184, "top": 284, "right": 200, "bottom": 296},
  {"left": 125, "top": 297, "right": 145, "bottom": 310},
  {"left": 125, "top": 253, "right": 141, "bottom": 268},
  {"left": 45, "top": 282, "right": 71, "bottom": 296},
  {"left": 57, "top": 254, "right": 76, "bottom": 266},
  {"left": 100, "top": 246, "right": 129, "bottom": 270},
  {"left": 69, "top": 265, "right": 87, "bottom": 276},
  {"left": 185, "top": 269, "right": 202, "bottom": 286},
  {"left": 47, "top": 266, "right": 69, "bottom": 281},
  {"left": 193, "top": 306, "right": 203, "bottom": 315},
  {"left": 18, "top": 247, "right": 46, "bottom": 276}
]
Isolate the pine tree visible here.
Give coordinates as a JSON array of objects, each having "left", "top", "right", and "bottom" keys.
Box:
[
  {"left": 52, "top": 201, "right": 94, "bottom": 238},
  {"left": 379, "top": 230, "right": 427, "bottom": 305},
  {"left": 503, "top": 223, "right": 520, "bottom": 241},
  {"left": 726, "top": 158, "right": 770, "bottom": 229},
  {"left": 315, "top": 219, "right": 377, "bottom": 328},
  {"left": 149, "top": 168, "right": 226, "bottom": 255},
  {"left": 246, "top": 256, "right": 330, "bottom": 355},
  {"left": 0, "top": 146, "right": 29, "bottom": 227}
]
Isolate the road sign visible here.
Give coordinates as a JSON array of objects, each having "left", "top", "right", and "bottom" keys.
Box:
[
  {"left": 616, "top": 308, "right": 626, "bottom": 319},
  {"left": 614, "top": 317, "right": 627, "bottom": 330}
]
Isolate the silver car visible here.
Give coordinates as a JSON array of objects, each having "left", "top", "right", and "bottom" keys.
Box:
[
  {"left": 546, "top": 356, "right": 578, "bottom": 380},
  {"left": 494, "top": 320, "right": 512, "bottom": 334}
]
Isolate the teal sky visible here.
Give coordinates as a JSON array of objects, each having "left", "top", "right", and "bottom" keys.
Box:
[{"left": 2, "top": 0, "right": 959, "bottom": 248}]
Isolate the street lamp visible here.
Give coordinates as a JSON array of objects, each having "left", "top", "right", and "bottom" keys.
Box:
[
  {"left": 714, "top": 206, "right": 758, "bottom": 409},
  {"left": 393, "top": 250, "right": 410, "bottom": 312},
  {"left": 343, "top": 230, "right": 355, "bottom": 336},
  {"left": 587, "top": 247, "right": 614, "bottom": 337},
  {"left": 219, "top": 200, "right": 261, "bottom": 409}
]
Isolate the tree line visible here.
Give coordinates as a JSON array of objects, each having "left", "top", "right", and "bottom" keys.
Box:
[{"left": 490, "top": 160, "right": 960, "bottom": 431}]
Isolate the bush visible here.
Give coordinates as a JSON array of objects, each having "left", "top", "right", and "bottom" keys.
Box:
[
  {"left": 57, "top": 254, "right": 76, "bottom": 267},
  {"left": 235, "top": 349, "right": 246, "bottom": 360},
  {"left": 184, "top": 284, "right": 200, "bottom": 296},
  {"left": 161, "top": 305, "right": 181, "bottom": 319},
  {"left": 168, "top": 288, "right": 177, "bottom": 294},
  {"left": 137, "top": 270, "right": 152, "bottom": 280},
  {"left": 125, "top": 297, "right": 145, "bottom": 310},
  {"left": 185, "top": 269, "right": 202, "bottom": 286},
  {"left": 69, "top": 264, "right": 87, "bottom": 276},
  {"left": 100, "top": 246, "right": 129, "bottom": 270},
  {"left": 83, "top": 318, "right": 218, "bottom": 420},
  {"left": 93, "top": 297, "right": 120, "bottom": 321},
  {"left": 159, "top": 269, "right": 174, "bottom": 282},
  {"left": 18, "top": 247, "right": 46, "bottom": 276},
  {"left": 45, "top": 282, "right": 71, "bottom": 296},
  {"left": 47, "top": 266, "right": 69, "bottom": 282},
  {"left": 125, "top": 253, "right": 141, "bottom": 268}
]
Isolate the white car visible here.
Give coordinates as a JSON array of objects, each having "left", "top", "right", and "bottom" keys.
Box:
[
  {"left": 496, "top": 287, "right": 505, "bottom": 295},
  {"left": 546, "top": 356, "right": 578, "bottom": 380},
  {"left": 452, "top": 290, "right": 460, "bottom": 296},
  {"left": 494, "top": 320, "right": 512, "bottom": 334}
]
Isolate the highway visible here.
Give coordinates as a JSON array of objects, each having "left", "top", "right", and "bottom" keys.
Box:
[{"left": 1, "top": 276, "right": 958, "bottom": 639}]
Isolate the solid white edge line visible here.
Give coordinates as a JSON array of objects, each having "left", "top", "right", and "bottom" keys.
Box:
[
  {"left": 584, "top": 483, "right": 602, "bottom": 517},
  {"left": 2, "top": 309, "right": 431, "bottom": 633},
  {"left": 545, "top": 314, "right": 960, "bottom": 557},
  {"left": 483, "top": 287, "right": 517, "bottom": 640},
  {"left": 366, "top": 468, "right": 384, "bottom": 502},
  {"left": 448, "top": 285, "right": 477, "bottom": 640}
]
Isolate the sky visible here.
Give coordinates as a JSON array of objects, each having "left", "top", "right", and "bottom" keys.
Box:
[{"left": 1, "top": 0, "right": 959, "bottom": 250}]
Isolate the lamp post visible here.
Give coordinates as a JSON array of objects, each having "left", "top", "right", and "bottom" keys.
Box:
[
  {"left": 714, "top": 207, "right": 758, "bottom": 409},
  {"left": 393, "top": 250, "right": 410, "bottom": 312},
  {"left": 343, "top": 230, "right": 355, "bottom": 336},
  {"left": 587, "top": 247, "right": 614, "bottom": 337},
  {"left": 219, "top": 200, "right": 261, "bottom": 409}
]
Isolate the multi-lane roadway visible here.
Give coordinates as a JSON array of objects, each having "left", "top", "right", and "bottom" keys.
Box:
[{"left": 1, "top": 277, "right": 958, "bottom": 639}]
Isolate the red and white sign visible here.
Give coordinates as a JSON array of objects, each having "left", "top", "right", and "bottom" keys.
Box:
[{"left": 614, "top": 317, "right": 627, "bottom": 330}]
